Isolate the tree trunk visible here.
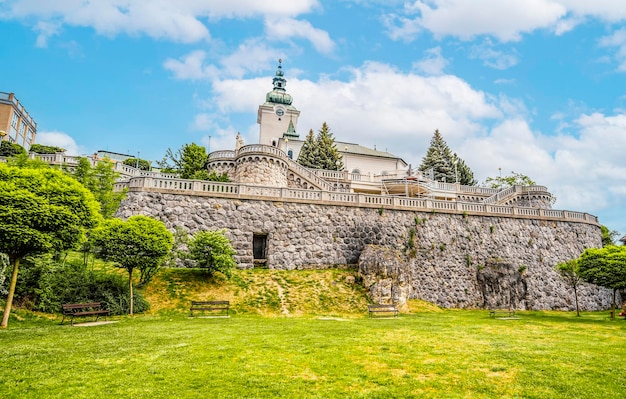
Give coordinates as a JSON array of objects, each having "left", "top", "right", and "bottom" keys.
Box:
[
  {"left": 574, "top": 285, "right": 580, "bottom": 317},
  {"left": 129, "top": 268, "right": 134, "bottom": 316},
  {"left": 1, "top": 257, "right": 21, "bottom": 329},
  {"left": 611, "top": 288, "right": 617, "bottom": 320}
]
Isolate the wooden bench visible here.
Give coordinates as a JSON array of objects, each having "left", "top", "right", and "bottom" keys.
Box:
[
  {"left": 489, "top": 308, "right": 516, "bottom": 318},
  {"left": 61, "top": 302, "right": 109, "bottom": 326},
  {"left": 190, "top": 301, "right": 230, "bottom": 317},
  {"left": 368, "top": 304, "right": 399, "bottom": 318}
]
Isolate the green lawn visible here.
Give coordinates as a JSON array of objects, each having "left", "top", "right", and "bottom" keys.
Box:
[{"left": 1, "top": 310, "right": 625, "bottom": 398}]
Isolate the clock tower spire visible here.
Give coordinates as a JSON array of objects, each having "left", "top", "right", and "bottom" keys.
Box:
[{"left": 257, "top": 59, "right": 300, "bottom": 146}]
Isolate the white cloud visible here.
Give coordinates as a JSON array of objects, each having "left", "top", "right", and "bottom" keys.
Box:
[
  {"left": 599, "top": 28, "right": 626, "bottom": 72},
  {"left": 265, "top": 17, "right": 335, "bottom": 54},
  {"left": 385, "top": 0, "right": 626, "bottom": 42},
  {"left": 3, "top": 0, "right": 320, "bottom": 43},
  {"left": 163, "top": 50, "right": 217, "bottom": 80},
  {"left": 34, "top": 20, "right": 60, "bottom": 47},
  {"left": 413, "top": 46, "right": 448, "bottom": 75},
  {"left": 470, "top": 40, "right": 518, "bottom": 70},
  {"left": 35, "top": 131, "right": 84, "bottom": 155},
  {"left": 389, "top": 0, "right": 566, "bottom": 42},
  {"left": 210, "top": 62, "right": 502, "bottom": 163}
]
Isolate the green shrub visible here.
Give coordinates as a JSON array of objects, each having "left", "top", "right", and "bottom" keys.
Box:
[
  {"left": 14, "top": 257, "right": 149, "bottom": 315},
  {"left": 29, "top": 144, "right": 65, "bottom": 154}
]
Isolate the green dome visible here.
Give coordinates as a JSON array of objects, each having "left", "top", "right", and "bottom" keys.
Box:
[{"left": 265, "top": 59, "right": 293, "bottom": 105}]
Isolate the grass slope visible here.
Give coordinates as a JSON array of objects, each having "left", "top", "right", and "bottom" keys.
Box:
[{"left": 142, "top": 268, "right": 370, "bottom": 316}]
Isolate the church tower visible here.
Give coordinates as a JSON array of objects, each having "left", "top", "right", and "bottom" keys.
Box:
[{"left": 257, "top": 59, "right": 300, "bottom": 146}]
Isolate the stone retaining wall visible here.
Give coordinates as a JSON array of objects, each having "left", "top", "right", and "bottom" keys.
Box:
[{"left": 117, "top": 191, "right": 614, "bottom": 310}]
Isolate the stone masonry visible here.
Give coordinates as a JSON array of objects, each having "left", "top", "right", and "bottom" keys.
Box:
[{"left": 117, "top": 191, "right": 614, "bottom": 311}]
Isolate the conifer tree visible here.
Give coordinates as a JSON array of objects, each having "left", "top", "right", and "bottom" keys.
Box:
[
  {"left": 297, "top": 129, "right": 318, "bottom": 169},
  {"left": 316, "top": 122, "right": 343, "bottom": 171},
  {"left": 418, "top": 129, "right": 475, "bottom": 185}
]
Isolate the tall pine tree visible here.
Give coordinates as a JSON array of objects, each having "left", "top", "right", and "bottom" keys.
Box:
[
  {"left": 297, "top": 123, "right": 343, "bottom": 170},
  {"left": 418, "top": 130, "right": 475, "bottom": 185},
  {"left": 297, "top": 129, "right": 318, "bottom": 168},
  {"left": 316, "top": 122, "right": 343, "bottom": 170}
]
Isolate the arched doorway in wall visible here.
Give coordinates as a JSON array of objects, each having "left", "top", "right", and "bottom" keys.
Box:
[{"left": 253, "top": 233, "right": 268, "bottom": 268}]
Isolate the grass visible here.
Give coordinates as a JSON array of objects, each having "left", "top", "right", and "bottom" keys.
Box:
[
  {"left": 2, "top": 265, "right": 626, "bottom": 398},
  {"left": 1, "top": 309, "right": 625, "bottom": 398}
]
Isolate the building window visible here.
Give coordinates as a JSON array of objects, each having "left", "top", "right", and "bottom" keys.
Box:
[
  {"left": 287, "top": 150, "right": 293, "bottom": 159},
  {"left": 11, "top": 113, "right": 19, "bottom": 128},
  {"left": 351, "top": 169, "right": 361, "bottom": 174}
]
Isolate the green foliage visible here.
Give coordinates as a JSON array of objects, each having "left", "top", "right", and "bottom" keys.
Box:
[
  {"left": 578, "top": 245, "right": 626, "bottom": 313},
  {"left": 0, "top": 140, "right": 26, "bottom": 157},
  {"left": 158, "top": 143, "right": 209, "bottom": 179},
  {"left": 13, "top": 257, "right": 148, "bottom": 315},
  {"left": 122, "top": 157, "right": 151, "bottom": 171},
  {"left": 188, "top": 229, "right": 237, "bottom": 278},
  {"left": 297, "top": 123, "right": 343, "bottom": 170},
  {"left": 484, "top": 171, "right": 536, "bottom": 189},
  {"left": 418, "top": 130, "right": 476, "bottom": 185},
  {"left": 90, "top": 216, "right": 173, "bottom": 314},
  {"left": 0, "top": 163, "right": 101, "bottom": 327},
  {"left": 578, "top": 246, "right": 626, "bottom": 290},
  {"left": 600, "top": 225, "right": 619, "bottom": 247},
  {"left": 29, "top": 144, "right": 65, "bottom": 154},
  {"left": 67, "top": 157, "right": 127, "bottom": 219},
  {"left": 297, "top": 129, "right": 318, "bottom": 168},
  {"left": 555, "top": 259, "right": 582, "bottom": 316},
  {"left": 208, "top": 170, "right": 230, "bottom": 182}
]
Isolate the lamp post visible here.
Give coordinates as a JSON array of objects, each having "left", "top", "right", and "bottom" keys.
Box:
[
  {"left": 454, "top": 158, "right": 458, "bottom": 184},
  {"left": 136, "top": 151, "right": 140, "bottom": 169},
  {"left": 0, "top": 130, "right": 6, "bottom": 143}
]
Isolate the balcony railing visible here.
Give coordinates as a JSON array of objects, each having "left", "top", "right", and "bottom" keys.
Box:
[{"left": 114, "top": 176, "right": 598, "bottom": 225}]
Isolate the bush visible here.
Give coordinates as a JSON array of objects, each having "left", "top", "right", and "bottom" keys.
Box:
[
  {"left": 188, "top": 229, "right": 237, "bottom": 278},
  {"left": 14, "top": 257, "right": 149, "bottom": 315},
  {"left": 29, "top": 144, "right": 65, "bottom": 154},
  {"left": 0, "top": 141, "right": 26, "bottom": 157}
]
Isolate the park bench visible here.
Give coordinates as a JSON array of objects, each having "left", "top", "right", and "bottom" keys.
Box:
[
  {"left": 190, "top": 300, "right": 230, "bottom": 317},
  {"left": 489, "top": 308, "right": 516, "bottom": 318},
  {"left": 368, "top": 303, "right": 399, "bottom": 318},
  {"left": 61, "top": 302, "right": 109, "bottom": 326}
]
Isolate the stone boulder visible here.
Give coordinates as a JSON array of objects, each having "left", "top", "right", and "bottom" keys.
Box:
[{"left": 358, "top": 245, "right": 411, "bottom": 307}]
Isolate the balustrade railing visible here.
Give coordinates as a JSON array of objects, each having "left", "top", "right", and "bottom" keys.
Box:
[{"left": 116, "top": 176, "right": 598, "bottom": 225}]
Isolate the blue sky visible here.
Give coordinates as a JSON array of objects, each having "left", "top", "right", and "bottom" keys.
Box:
[{"left": 1, "top": 0, "right": 625, "bottom": 237}]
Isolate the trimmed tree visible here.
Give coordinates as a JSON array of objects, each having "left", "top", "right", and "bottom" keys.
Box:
[
  {"left": 90, "top": 216, "right": 173, "bottom": 315},
  {"left": 555, "top": 259, "right": 583, "bottom": 316},
  {"left": 0, "top": 163, "right": 101, "bottom": 328},
  {"left": 578, "top": 245, "right": 626, "bottom": 318},
  {"left": 188, "top": 229, "right": 237, "bottom": 278},
  {"left": 418, "top": 130, "right": 475, "bottom": 185}
]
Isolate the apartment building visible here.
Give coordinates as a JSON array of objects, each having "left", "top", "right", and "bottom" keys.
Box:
[{"left": 0, "top": 92, "right": 37, "bottom": 149}]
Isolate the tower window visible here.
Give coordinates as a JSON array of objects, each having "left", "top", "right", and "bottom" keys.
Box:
[{"left": 287, "top": 150, "right": 293, "bottom": 159}]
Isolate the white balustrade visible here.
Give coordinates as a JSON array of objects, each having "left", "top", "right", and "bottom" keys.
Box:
[{"left": 111, "top": 175, "right": 598, "bottom": 225}]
